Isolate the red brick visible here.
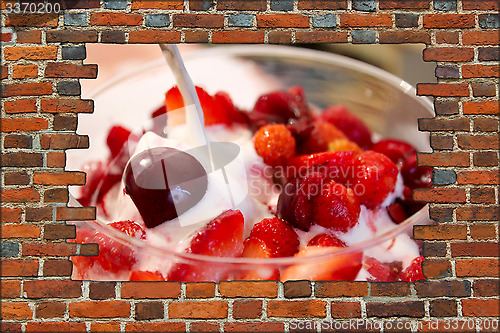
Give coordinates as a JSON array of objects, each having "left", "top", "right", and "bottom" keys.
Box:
[
  {"left": 413, "top": 188, "right": 466, "bottom": 203},
  {"left": 218, "top": 281, "right": 277, "bottom": 297},
  {"left": 457, "top": 134, "right": 499, "bottom": 149},
  {"left": 212, "top": 31, "right": 265, "bottom": 43},
  {"left": 89, "top": 282, "right": 116, "bottom": 300},
  {"left": 23, "top": 242, "right": 77, "bottom": 256},
  {"left": 474, "top": 152, "right": 499, "bottom": 167},
  {"left": 169, "top": 300, "right": 227, "bottom": 319},
  {"left": 25, "top": 207, "right": 52, "bottom": 222},
  {"left": 3, "top": 135, "right": 32, "bottom": 149},
  {"left": 90, "top": 322, "right": 121, "bottom": 332},
  {"left": 233, "top": 299, "right": 262, "bottom": 319},
  {"left": 463, "top": 101, "right": 499, "bottom": 115},
  {"left": 423, "top": 47, "right": 474, "bottom": 62},
  {"left": 44, "top": 224, "right": 76, "bottom": 240},
  {"left": 190, "top": 322, "right": 219, "bottom": 332},
  {"left": 24, "top": 280, "right": 82, "bottom": 298},
  {"left": 379, "top": 0, "right": 428, "bottom": 9},
  {"left": 185, "top": 282, "right": 215, "bottom": 298},
  {"left": 1, "top": 207, "right": 23, "bottom": 223},
  {"left": 341, "top": 13, "right": 392, "bottom": 27},
  {"left": 90, "top": 13, "right": 143, "bottom": 26},
  {"left": 462, "top": 299, "right": 499, "bottom": 317},
  {"left": 463, "top": 1, "right": 499, "bottom": 10},
  {"left": 70, "top": 300, "right": 130, "bottom": 318},
  {"left": 419, "top": 117, "right": 470, "bottom": 131},
  {"left": 474, "top": 117, "right": 499, "bottom": 132},
  {"left": 1, "top": 65, "right": 8, "bottom": 79},
  {"left": 315, "top": 281, "right": 368, "bottom": 297},
  {"left": 33, "top": 171, "right": 85, "bottom": 186},
  {"left": 217, "top": 0, "right": 266, "bottom": 11},
  {"left": 429, "top": 299, "right": 457, "bottom": 317},
  {"left": 128, "top": 31, "right": 181, "bottom": 43},
  {"left": 26, "top": 322, "right": 87, "bottom": 333},
  {"left": 1, "top": 117, "right": 48, "bottom": 132},
  {"left": 17, "top": 30, "right": 42, "bottom": 43},
  {"left": 268, "top": 31, "right": 292, "bottom": 44},
  {"left": 1, "top": 259, "right": 39, "bottom": 277},
  {"left": 295, "top": 31, "right": 348, "bottom": 43},
  {"left": 330, "top": 301, "right": 362, "bottom": 318},
  {"left": 418, "top": 152, "right": 470, "bottom": 167},
  {"left": 457, "top": 206, "right": 499, "bottom": 221},
  {"left": 121, "top": 282, "right": 181, "bottom": 298},
  {"left": 1, "top": 82, "right": 53, "bottom": 97},
  {"left": 184, "top": 31, "right": 209, "bottom": 43},
  {"left": 1, "top": 32, "right": 13, "bottom": 42},
  {"left": 43, "top": 259, "right": 73, "bottom": 277},
  {"left": 44, "top": 188, "right": 69, "bottom": 203},
  {"left": 267, "top": 300, "right": 326, "bottom": 318},
  {"left": 473, "top": 279, "right": 499, "bottom": 296},
  {"left": 415, "top": 280, "right": 471, "bottom": 297},
  {"left": 4, "top": 99, "right": 37, "bottom": 113},
  {"left": 125, "top": 322, "right": 186, "bottom": 332},
  {"left": 284, "top": 280, "right": 312, "bottom": 298},
  {"left": 435, "top": 31, "right": 459, "bottom": 44},
  {"left": 45, "top": 63, "right": 98, "bottom": 79},
  {"left": 457, "top": 170, "right": 499, "bottom": 185},
  {"left": 471, "top": 187, "right": 496, "bottom": 204},
  {"left": 423, "top": 14, "right": 475, "bottom": 28},
  {"left": 5, "top": 13, "right": 58, "bottom": 27},
  {"left": 1, "top": 280, "right": 21, "bottom": 298},
  {"left": 46, "top": 30, "right": 98, "bottom": 43},
  {"left": 12, "top": 64, "right": 38, "bottom": 79},
  {"left": 41, "top": 99, "right": 94, "bottom": 113},
  {"left": 463, "top": 31, "right": 499, "bottom": 45},
  {"left": 470, "top": 224, "right": 497, "bottom": 239},
  {"left": 1, "top": 188, "right": 40, "bottom": 202},
  {"left": 257, "top": 14, "right": 309, "bottom": 28},
  {"left": 456, "top": 259, "right": 499, "bottom": 277},
  {"left": 417, "top": 83, "right": 469, "bottom": 97},
  {"left": 430, "top": 135, "right": 453, "bottom": 150},
  {"left": 1, "top": 302, "right": 33, "bottom": 320},
  {"left": 463, "top": 65, "right": 499, "bottom": 78},
  {"left": 451, "top": 242, "right": 499, "bottom": 257},
  {"left": 370, "top": 282, "right": 411, "bottom": 297},
  {"left": 40, "top": 134, "right": 89, "bottom": 149},
  {"left": 131, "top": 0, "right": 184, "bottom": 9},
  {"left": 2, "top": 225, "right": 41, "bottom": 239},
  {"left": 224, "top": 322, "right": 284, "bottom": 332},
  {"left": 173, "top": 14, "right": 224, "bottom": 28},
  {"left": 36, "top": 301, "right": 66, "bottom": 318},
  {"left": 46, "top": 152, "right": 67, "bottom": 168},
  {"left": 379, "top": 31, "right": 430, "bottom": 44},
  {"left": 55, "top": 207, "right": 96, "bottom": 221},
  {"left": 4, "top": 46, "right": 57, "bottom": 61},
  {"left": 414, "top": 225, "right": 467, "bottom": 240},
  {"left": 298, "top": 0, "right": 347, "bottom": 10},
  {"left": 367, "top": 301, "right": 425, "bottom": 317}
]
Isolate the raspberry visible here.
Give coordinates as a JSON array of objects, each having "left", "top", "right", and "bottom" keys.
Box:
[
  {"left": 254, "top": 124, "right": 296, "bottom": 166},
  {"left": 351, "top": 151, "right": 398, "bottom": 208},
  {"left": 297, "top": 121, "right": 346, "bottom": 154},
  {"left": 249, "top": 217, "right": 300, "bottom": 257},
  {"left": 400, "top": 256, "right": 425, "bottom": 282},
  {"left": 312, "top": 181, "right": 360, "bottom": 232},
  {"left": 308, "top": 233, "right": 346, "bottom": 247}
]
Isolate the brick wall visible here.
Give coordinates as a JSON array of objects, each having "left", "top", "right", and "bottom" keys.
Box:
[{"left": 1, "top": 0, "right": 498, "bottom": 331}]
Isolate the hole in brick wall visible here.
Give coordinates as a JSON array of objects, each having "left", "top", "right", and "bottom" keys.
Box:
[{"left": 68, "top": 44, "right": 435, "bottom": 283}]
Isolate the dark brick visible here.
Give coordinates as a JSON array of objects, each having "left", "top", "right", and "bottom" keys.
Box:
[
  {"left": 145, "top": 14, "right": 170, "bottom": 27},
  {"left": 1, "top": 241, "right": 20, "bottom": 258},
  {"left": 53, "top": 115, "right": 78, "bottom": 131},
  {"left": 101, "top": 31, "right": 126, "bottom": 44},
  {"left": 430, "top": 135, "right": 454, "bottom": 150},
  {"left": 479, "top": 47, "right": 499, "bottom": 61},
  {"left": 353, "top": 0, "right": 376, "bottom": 11},
  {"left": 395, "top": 13, "right": 419, "bottom": 27},
  {"left": 422, "top": 242, "right": 447, "bottom": 257},
  {"left": 434, "top": 0, "right": 457, "bottom": 11},
  {"left": 370, "top": 282, "right": 411, "bottom": 297},
  {"left": 429, "top": 206, "right": 454, "bottom": 222},
  {"left": 284, "top": 280, "right": 312, "bottom": 298},
  {"left": 430, "top": 299, "right": 457, "bottom": 317},
  {"left": 190, "top": 0, "right": 214, "bottom": 11},
  {"left": 435, "top": 65, "right": 459, "bottom": 79},
  {"left": 366, "top": 302, "right": 424, "bottom": 317},
  {"left": 89, "top": 282, "right": 115, "bottom": 300},
  {"left": 233, "top": 300, "right": 262, "bottom": 319},
  {"left": 433, "top": 169, "right": 457, "bottom": 185},
  {"left": 474, "top": 279, "right": 499, "bottom": 297},
  {"left": 434, "top": 100, "right": 459, "bottom": 115},
  {"left": 4, "top": 171, "right": 30, "bottom": 185},
  {"left": 44, "top": 188, "right": 69, "bottom": 203},
  {"left": 3, "top": 134, "right": 32, "bottom": 149},
  {"left": 135, "top": 301, "right": 164, "bottom": 320},
  {"left": 479, "top": 14, "right": 499, "bottom": 29},
  {"left": 472, "top": 83, "right": 497, "bottom": 97},
  {"left": 104, "top": 0, "right": 127, "bottom": 9},
  {"left": 60, "top": 0, "right": 100, "bottom": 9},
  {"left": 62, "top": 46, "right": 86, "bottom": 60},
  {"left": 352, "top": 30, "right": 376, "bottom": 44},
  {"left": 3, "top": 152, "right": 43, "bottom": 167},
  {"left": 270, "top": 0, "right": 294, "bottom": 11},
  {"left": 415, "top": 280, "right": 471, "bottom": 297},
  {"left": 474, "top": 151, "right": 498, "bottom": 167},
  {"left": 57, "top": 81, "right": 81, "bottom": 96}
]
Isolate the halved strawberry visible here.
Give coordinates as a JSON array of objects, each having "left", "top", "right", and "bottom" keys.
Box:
[
  {"left": 364, "top": 257, "right": 402, "bottom": 282},
  {"left": 167, "top": 210, "right": 245, "bottom": 282},
  {"left": 238, "top": 237, "right": 279, "bottom": 280},
  {"left": 129, "top": 270, "right": 165, "bottom": 281},
  {"left": 249, "top": 217, "right": 300, "bottom": 257},
  {"left": 400, "top": 256, "right": 425, "bottom": 283},
  {"left": 280, "top": 246, "right": 362, "bottom": 281},
  {"left": 286, "top": 151, "right": 357, "bottom": 182},
  {"left": 308, "top": 233, "right": 346, "bottom": 247}
]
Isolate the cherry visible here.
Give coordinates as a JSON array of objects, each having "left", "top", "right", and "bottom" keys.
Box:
[{"left": 123, "top": 147, "right": 208, "bottom": 228}]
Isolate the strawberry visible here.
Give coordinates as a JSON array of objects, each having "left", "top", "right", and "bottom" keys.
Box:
[
  {"left": 167, "top": 210, "right": 245, "bottom": 282},
  {"left": 372, "top": 139, "right": 416, "bottom": 167},
  {"left": 328, "top": 138, "right": 362, "bottom": 153},
  {"left": 249, "top": 217, "right": 300, "bottom": 257},
  {"left": 280, "top": 246, "right": 362, "bottom": 281},
  {"left": 320, "top": 105, "right": 373, "bottom": 149},
  {"left": 386, "top": 202, "right": 409, "bottom": 224},
  {"left": 312, "top": 181, "right": 360, "bottom": 232},
  {"left": 106, "top": 125, "right": 132, "bottom": 159},
  {"left": 401, "top": 151, "right": 433, "bottom": 189},
  {"left": 297, "top": 121, "right": 346, "bottom": 154},
  {"left": 238, "top": 237, "right": 279, "bottom": 280},
  {"left": 351, "top": 151, "right": 398, "bottom": 208},
  {"left": 254, "top": 124, "right": 296, "bottom": 166},
  {"left": 78, "top": 160, "right": 106, "bottom": 207},
  {"left": 151, "top": 104, "right": 167, "bottom": 119},
  {"left": 308, "top": 233, "right": 346, "bottom": 247},
  {"left": 286, "top": 151, "right": 357, "bottom": 182},
  {"left": 400, "top": 256, "right": 425, "bottom": 283},
  {"left": 129, "top": 270, "right": 165, "bottom": 281},
  {"left": 364, "top": 257, "right": 403, "bottom": 282}
]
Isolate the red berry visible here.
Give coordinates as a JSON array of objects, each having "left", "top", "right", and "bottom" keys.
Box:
[
  {"left": 386, "top": 202, "right": 409, "bottom": 224},
  {"left": 297, "top": 121, "right": 346, "bottom": 154},
  {"left": 254, "top": 124, "right": 296, "bottom": 166},
  {"left": 239, "top": 237, "right": 279, "bottom": 280},
  {"left": 286, "top": 151, "right": 357, "bottom": 182},
  {"left": 401, "top": 152, "right": 433, "bottom": 189},
  {"left": 312, "top": 181, "right": 360, "bottom": 232},
  {"left": 249, "top": 217, "right": 300, "bottom": 258},
  {"left": 308, "top": 233, "right": 346, "bottom": 247},
  {"left": 364, "top": 257, "right": 403, "bottom": 282},
  {"left": 351, "top": 151, "right": 398, "bottom": 208},
  {"left": 372, "top": 139, "right": 416, "bottom": 167},
  {"left": 320, "top": 105, "right": 373, "bottom": 149},
  {"left": 400, "top": 185, "right": 426, "bottom": 215},
  {"left": 78, "top": 160, "right": 106, "bottom": 207},
  {"left": 129, "top": 270, "right": 165, "bottom": 281},
  {"left": 167, "top": 210, "right": 245, "bottom": 282},
  {"left": 400, "top": 256, "right": 425, "bottom": 283},
  {"left": 106, "top": 125, "right": 132, "bottom": 159}
]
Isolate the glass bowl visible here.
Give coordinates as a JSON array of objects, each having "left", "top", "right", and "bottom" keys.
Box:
[{"left": 68, "top": 45, "right": 433, "bottom": 282}]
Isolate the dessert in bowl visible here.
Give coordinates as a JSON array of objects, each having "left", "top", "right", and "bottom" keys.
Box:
[{"left": 68, "top": 45, "right": 433, "bottom": 282}]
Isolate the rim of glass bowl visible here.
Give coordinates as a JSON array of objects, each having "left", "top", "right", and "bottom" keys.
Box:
[{"left": 70, "top": 44, "right": 433, "bottom": 266}]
